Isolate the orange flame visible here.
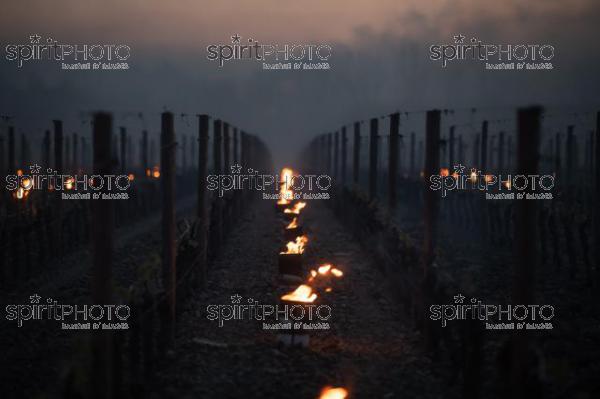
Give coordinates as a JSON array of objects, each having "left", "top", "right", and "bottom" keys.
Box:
[
  {"left": 14, "top": 187, "right": 28, "bottom": 200},
  {"left": 331, "top": 268, "right": 343, "bottom": 277},
  {"left": 504, "top": 180, "right": 511, "bottom": 189},
  {"left": 280, "top": 167, "right": 294, "bottom": 187},
  {"left": 16, "top": 169, "right": 23, "bottom": 176},
  {"left": 152, "top": 166, "right": 160, "bottom": 179},
  {"left": 286, "top": 217, "right": 298, "bottom": 229},
  {"left": 318, "top": 264, "right": 332, "bottom": 274},
  {"left": 440, "top": 168, "right": 450, "bottom": 177},
  {"left": 277, "top": 197, "right": 291, "bottom": 205},
  {"left": 484, "top": 174, "right": 494, "bottom": 183},
  {"left": 277, "top": 167, "right": 295, "bottom": 204},
  {"left": 128, "top": 173, "right": 135, "bottom": 181},
  {"left": 469, "top": 170, "right": 478, "bottom": 183},
  {"left": 281, "top": 284, "right": 317, "bottom": 303},
  {"left": 317, "top": 264, "right": 344, "bottom": 277},
  {"left": 319, "top": 387, "right": 348, "bottom": 399},
  {"left": 146, "top": 168, "right": 151, "bottom": 177},
  {"left": 281, "top": 235, "right": 308, "bottom": 254},
  {"left": 284, "top": 201, "right": 306, "bottom": 215},
  {"left": 65, "top": 177, "right": 75, "bottom": 190},
  {"left": 21, "top": 177, "right": 33, "bottom": 190}
]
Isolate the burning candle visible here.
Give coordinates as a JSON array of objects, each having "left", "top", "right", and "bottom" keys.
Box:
[
  {"left": 14, "top": 186, "right": 27, "bottom": 200},
  {"left": 21, "top": 177, "right": 33, "bottom": 190},
  {"left": 319, "top": 387, "right": 348, "bottom": 399},
  {"left": 280, "top": 167, "right": 294, "bottom": 190},
  {"left": 277, "top": 167, "right": 294, "bottom": 206},
  {"left": 315, "top": 264, "right": 344, "bottom": 278},
  {"left": 280, "top": 235, "right": 308, "bottom": 255},
  {"left": 469, "top": 170, "right": 478, "bottom": 183},
  {"left": 318, "top": 264, "right": 331, "bottom": 274},
  {"left": 287, "top": 217, "right": 298, "bottom": 229},
  {"left": 284, "top": 217, "right": 303, "bottom": 241},
  {"left": 277, "top": 283, "right": 317, "bottom": 347},
  {"left": 65, "top": 177, "right": 75, "bottom": 190},
  {"left": 278, "top": 235, "right": 307, "bottom": 276},
  {"left": 308, "top": 264, "right": 344, "bottom": 290},
  {"left": 281, "top": 284, "right": 317, "bottom": 303},
  {"left": 284, "top": 201, "right": 306, "bottom": 215},
  {"left": 331, "top": 268, "right": 343, "bottom": 277}
]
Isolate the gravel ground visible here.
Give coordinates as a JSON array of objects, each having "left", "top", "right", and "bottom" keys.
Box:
[{"left": 153, "top": 199, "right": 454, "bottom": 399}]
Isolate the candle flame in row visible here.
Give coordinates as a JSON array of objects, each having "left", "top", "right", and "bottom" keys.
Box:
[
  {"left": 146, "top": 166, "right": 161, "bottom": 179},
  {"left": 286, "top": 217, "right": 298, "bottom": 229},
  {"left": 277, "top": 167, "right": 294, "bottom": 205},
  {"left": 281, "top": 235, "right": 308, "bottom": 254},
  {"left": 319, "top": 387, "right": 348, "bottom": 399},
  {"left": 309, "top": 263, "right": 344, "bottom": 282},
  {"left": 284, "top": 201, "right": 306, "bottom": 215},
  {"left": 281, "top": 284, "right": 317, "bottom": 303},
  {"left": 275, "top": 169, "right": 347, "bottom": 399}
]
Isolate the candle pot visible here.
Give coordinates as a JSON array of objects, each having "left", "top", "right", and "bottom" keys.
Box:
[
  {"left": 277, "top": 332, "right": 309, "bottom": 347},
  {"left": 275, "top": 298, "right": 315, "bottom": 347},
  {"left": 278, "top": 253, "right": 303, "bottom": 276},
  {"left": 275, "top": 202, "right": 290, "bottom": 212},
  {"left": 281, "top": 211, "right": 299, "bottom": 222},
  {"left": 284, "top": 226, "right": 303, "bottom": 241}
]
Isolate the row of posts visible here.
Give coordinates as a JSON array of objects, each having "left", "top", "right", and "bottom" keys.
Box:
[
  {"left": 304, "top": 107, "right": 600, "bottom": 399},
  {"left": 86, "top": 111, "right": 268, "bottom": 399},
  {"left": 0, "top": 124, "right": 212, "bottom": 180},
  {"left": 303, "top": 113, "right": 598, "bottom": 210}
]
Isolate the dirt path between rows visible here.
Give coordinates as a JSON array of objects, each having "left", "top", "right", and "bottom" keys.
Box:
[{"left": 154, "top": 199, "right": 453, "bottom": 399}]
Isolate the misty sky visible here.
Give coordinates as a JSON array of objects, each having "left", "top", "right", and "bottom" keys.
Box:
[{"left": 1, "top": 0, "right": 599, "bottom": 166}]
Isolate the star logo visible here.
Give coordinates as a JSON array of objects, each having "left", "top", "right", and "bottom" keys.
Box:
[
  {"left": 453, "top": 34, "right": 465, "bottom": 44},
  {"left": 453, "top": 164, "right": 466, "bottom": 174},
  {"left": 30, "top": 34, "right": 41, "bottom": 44},
  {"left": 30, "top": 164, "right": 41, "bottom": 174},
  {"left": 453, "top": 294, "right": 465, "bottom": 304},
  {"left": 231, "top": 34, "right": 241, "bottom": 44},
  {"left": 230, "top": 164, "right": 242, "bottom": 174},
  {"left": 230, "top": 294, "right": 242, "bottom": 304},
  {"left": 30, "top": 294, "right": 41, "bottom": 304}
]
